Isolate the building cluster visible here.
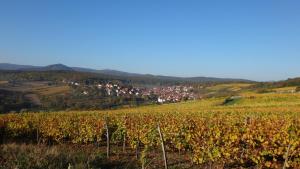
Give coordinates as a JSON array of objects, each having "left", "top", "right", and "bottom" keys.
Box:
[
  {"left": 64, "top": 80, "right": 196, "bottom": 103},
  {"left": 96, "top": 83, "right": 141, "bottom": 97},
  {"left": 149, "top": 86, "right": 196, "bottom": 103},
  {"left": 66, "top": 81, "right": 141, "bottom": 97}
]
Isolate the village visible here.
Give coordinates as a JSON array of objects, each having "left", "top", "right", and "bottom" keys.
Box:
[{"left": 65, "top": 80, "right": 196, "bottom": 104}]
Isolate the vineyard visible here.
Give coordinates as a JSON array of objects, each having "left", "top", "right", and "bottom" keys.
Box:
[{"left": 1, "top": 93, "right": 300, "bottom": 168}]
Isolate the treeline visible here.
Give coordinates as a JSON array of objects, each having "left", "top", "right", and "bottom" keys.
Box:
[
  {"left": 40, "top": 94, "right": 157, "bottom": 111},
  {"left": 0, "top": 89, "right": 35, "bottom": 113},
  {"left": 0, "top": 71, "right": 114, "bottom": 83},
  {"left": 0, "top": 70, "right": 250, "bottom": 86},
  {"left": 0, "top": 91, "right": 157, "bottom": 113},
  {"left": 251, "top": 78, "right": 300, "bottom": 89},
  {"left": 250, "top": 78, "right": 300, "bottom": 91},
  {"left": 0, "top": 70, "right": 185, "bottom": 86}
]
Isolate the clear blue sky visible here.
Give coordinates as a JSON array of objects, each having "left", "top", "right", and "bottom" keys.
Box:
[{"left": 1, "top": 0, "right": 300, "bottom": 81}]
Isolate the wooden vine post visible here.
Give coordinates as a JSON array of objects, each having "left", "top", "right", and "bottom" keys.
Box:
[
  {"left": 123, "top": 116, "right": 127, "bottom": 153},
  {"left": 134, "top": 118, "right": 140, "bottom": 159},
  {"left": 36, "top": 118, "right": 40, "bottom": 144},
  {"left": 0, "top": 120, "right": 4, "bottom": 144},
  {"left": 283, "top": 144, "right": 291, "bottom": 169},
  {"left": 36, "top": 127, "right": 39, "bottom": 144},
  {"left": 123, "top": 132, "right": 126, "bottom": 153},
  {"left": 105, "top": 117, "right": 110, "bottom": 158},
  {"left": 157, "top": 124, "right": 168, "bottom": 169},
  {"left": 136, "top": 136, "right": 140, "bottom": 159}
]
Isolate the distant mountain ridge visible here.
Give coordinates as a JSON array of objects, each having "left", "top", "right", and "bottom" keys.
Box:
[
  {"left": 22, "top": 64, "right": 74, "bottom": 71},
  {"left": 0, "top": 63, "right": 40, "bottom": 70},
  {"left": 0, "top": 63, "right": 252, "bottom": 83}
]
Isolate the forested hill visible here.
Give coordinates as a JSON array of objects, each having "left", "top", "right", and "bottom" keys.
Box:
[{"left": 251, "top": 77, "right": 300, "bottom": 89}]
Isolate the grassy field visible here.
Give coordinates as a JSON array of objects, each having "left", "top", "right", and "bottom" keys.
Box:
[
  {"left": 0, "top": 81, "right": 70, "bottom": 95},
  {"left": 206, "top": 83, "right": 254, "bottom": 92},
  {"left": 1, "top": 92, "right": 300, "bottom": 169},
  {"left": 0, "top": 81, "right": 70, "bottom": 110},
  {"left": 273, "top": 86, "right": 297, "bottom": 93},
  {"left": 32, "top": 85, "right": 70, "bottom": 96},
  {"left": 0, "top": 81, "right": 8, "bottom": 85}
]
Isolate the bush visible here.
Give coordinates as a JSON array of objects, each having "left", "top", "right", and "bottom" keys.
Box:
[
  {"left": 256, "top": 88, "right": 275, "bottom": 93},
  {"left": 223, "top": 96, "right": 242, "bottom": 105}
]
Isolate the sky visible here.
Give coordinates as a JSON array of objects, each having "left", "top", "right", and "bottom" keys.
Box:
[{"left": 0, "top": 0, "right": 300, "bottom": 81}]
